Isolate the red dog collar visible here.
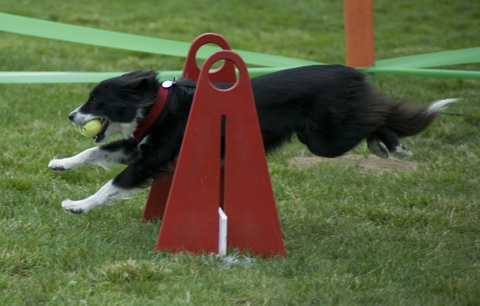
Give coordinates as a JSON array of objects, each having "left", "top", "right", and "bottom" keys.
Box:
[{"left": 133, "top": 82, "right": 171, "bottom": 142}]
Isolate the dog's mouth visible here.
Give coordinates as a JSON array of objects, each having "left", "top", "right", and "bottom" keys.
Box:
[{"left": 93, "top": 118, "right": 109, "bottom": 143}]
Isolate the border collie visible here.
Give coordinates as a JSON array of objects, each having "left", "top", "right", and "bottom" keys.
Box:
[{"left": 48, "top": 65, "right": 456, "bottom": 214}]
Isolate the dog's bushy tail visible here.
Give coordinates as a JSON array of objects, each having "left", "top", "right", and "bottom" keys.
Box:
[{"left": 386, "top": 99, "right": 458, "bottom": 137}]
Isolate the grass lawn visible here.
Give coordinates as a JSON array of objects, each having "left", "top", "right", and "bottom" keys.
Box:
[{"left": 1, "top": 0, "right": 479, "bottom": 304}]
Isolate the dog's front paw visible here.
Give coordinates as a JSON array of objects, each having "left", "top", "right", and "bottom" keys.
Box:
[
  {"left": 49, "top": 158, "right": 73, "bottom": 171},
  {"left": 62, "top": 199, "right": 88, "bottom": 214}
]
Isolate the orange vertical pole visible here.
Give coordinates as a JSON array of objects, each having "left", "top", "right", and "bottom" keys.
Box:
[{"left": 344, "top": 0, "right": 375, "bottom": 68}]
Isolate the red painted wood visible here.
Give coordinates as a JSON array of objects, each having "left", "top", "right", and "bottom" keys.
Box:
[
  {"left": 140, "top": 175, "right": 173, "bottom": 221},
  {"left": 182, "top": 33, "right": 237, "bottom": 83},
  {"left": 141, "top": 33, "right": 233, "bottom": 222},
  {"left": 156, "top": 50, "right": 285, "bottom": 256}
]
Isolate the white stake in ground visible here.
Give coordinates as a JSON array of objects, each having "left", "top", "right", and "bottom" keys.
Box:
[{"left": 218, "top": 208, "right": 228, "bottom": 256}]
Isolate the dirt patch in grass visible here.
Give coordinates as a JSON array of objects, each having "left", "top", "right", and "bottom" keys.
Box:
[{"left": 288, "top": 154, "right": 418, "bottom": 174}]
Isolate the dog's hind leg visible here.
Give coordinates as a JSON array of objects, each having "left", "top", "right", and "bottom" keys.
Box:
[
  {"left": 302, "top": 132, "right": 359, "bottom": 158},
  {"left": 296, "top": 131, "right": 308, "bottom": 145},
  {"left": 369, "top": 125, "right": 412, "bottom": 157},
  {"left": 367, "top": 136, "right": 389, "bottom": 159}
]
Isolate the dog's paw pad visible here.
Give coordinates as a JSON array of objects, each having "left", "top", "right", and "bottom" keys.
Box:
[
  {"left": 65, "top": 208, "right": 84, "bottom": 214},
  {"left": 367, "top": 138, "right": 389, "bottom": 159}
]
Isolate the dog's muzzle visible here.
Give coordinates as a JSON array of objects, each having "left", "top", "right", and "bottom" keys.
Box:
[{"left": 68, "top": 107, "right": 98, "bottom": 126}]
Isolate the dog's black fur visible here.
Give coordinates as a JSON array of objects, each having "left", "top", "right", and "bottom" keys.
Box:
[{"left": 49, "top": 65, "right": 455, "bottom": 213}]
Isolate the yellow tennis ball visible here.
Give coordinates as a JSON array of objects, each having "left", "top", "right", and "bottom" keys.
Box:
[{"left": 79, "top": 119, "right": 102, "bottom": 137}]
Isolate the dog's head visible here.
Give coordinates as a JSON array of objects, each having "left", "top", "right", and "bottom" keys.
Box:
[{"left": 68, "top": 70, "right": 159, "bottom": 143}]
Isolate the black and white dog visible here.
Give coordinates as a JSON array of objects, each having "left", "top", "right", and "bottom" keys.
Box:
[{"left": 48, "top": 65, "right": 455, "bottom": 214}]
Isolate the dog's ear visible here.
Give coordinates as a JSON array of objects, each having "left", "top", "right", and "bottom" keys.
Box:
[{"left": 129, "top": 77, "right": 152, "bottom": 90}]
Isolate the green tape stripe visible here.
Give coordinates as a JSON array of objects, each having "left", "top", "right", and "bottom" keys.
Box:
[
  {"left": 1, "top": 13, "right": 478, "bottom": 83},
  {"left": 0, "top": 13, "right": 320, "bottom": 68},
  {"left": 0, "top": 67, "right": 289, "bottom": 84},
  {"left": 0, "top": 72, "right": 132, "bottom": 84},
  {"left": 2, "top": 67, "right": 478, "bottom": 84},
  {"left": 362, "top": 67, "right": 480, "bottom": 80},
  {"left": 375, "top": 47, "right": 480, "bottom": 69}
]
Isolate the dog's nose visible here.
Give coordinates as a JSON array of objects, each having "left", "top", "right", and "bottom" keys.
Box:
[{"left": 68, "top": 112, "right": 75, "bottom": 122}]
